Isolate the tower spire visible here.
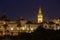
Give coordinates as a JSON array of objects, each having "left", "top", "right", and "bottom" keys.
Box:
[{"left": 39, "top": 7, "right": 42, "bottom": 14}]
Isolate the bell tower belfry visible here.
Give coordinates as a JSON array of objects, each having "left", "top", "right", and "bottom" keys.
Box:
[{"left": 37, "top": 7, "right": 43, "bottom": 23}]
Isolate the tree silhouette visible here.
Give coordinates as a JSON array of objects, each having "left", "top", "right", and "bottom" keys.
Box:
[{"left": 32, "top": 24, "right": 60, "bottom": 40}]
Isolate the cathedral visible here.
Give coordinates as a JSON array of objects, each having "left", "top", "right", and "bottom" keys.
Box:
[{"left": 0, "top": 8, "right": 43, "bottom": 36}]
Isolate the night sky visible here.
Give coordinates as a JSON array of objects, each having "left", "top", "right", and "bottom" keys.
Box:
[{"left": 0, "top": 0, "right": 60, "bottom": 22}]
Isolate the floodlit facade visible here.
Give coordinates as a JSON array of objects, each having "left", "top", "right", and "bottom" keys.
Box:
[{"left": 0, "top": 20, "right": 39, "bottom": 36}]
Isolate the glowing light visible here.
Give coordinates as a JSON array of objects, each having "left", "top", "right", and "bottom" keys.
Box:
[
  {"left": 21, "top": 27, "right": 25, "bottom": 30},
  {"left": 11, "top": 27, "right": 14, "bottom": 30},
  {"left": 31, "top": 28, "right": 34, "bottom": 31}
]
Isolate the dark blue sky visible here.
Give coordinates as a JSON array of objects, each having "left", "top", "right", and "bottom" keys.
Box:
[{"left": 0, "top": 0, "right": 60, "bottom": 22}]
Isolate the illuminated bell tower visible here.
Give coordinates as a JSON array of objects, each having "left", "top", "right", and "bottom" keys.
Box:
[{"left": 37, "top": 7, "right": 43, "bottom": 23}]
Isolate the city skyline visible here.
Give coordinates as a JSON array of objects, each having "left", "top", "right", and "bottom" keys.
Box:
[{"left": 0, "top": 0, "right": 60, "bottom": 22}]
